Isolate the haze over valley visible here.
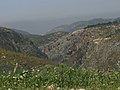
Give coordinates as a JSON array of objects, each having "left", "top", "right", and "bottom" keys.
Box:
[{"left": 0, "top": 0, "right": 120, "bottom": 34}]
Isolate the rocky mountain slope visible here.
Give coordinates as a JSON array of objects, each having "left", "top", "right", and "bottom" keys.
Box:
[
  {"left": 26, "top": 31, "right": 68, "bottom": 49},
  {"left": 43, "top": 20, "right": 120, "bottom": 70},
  {"left": 47, "top": 18, "right": 112, "bottom": 34},
  {"left": 0, "top": 27, "right": 47, "bottom": 58}
]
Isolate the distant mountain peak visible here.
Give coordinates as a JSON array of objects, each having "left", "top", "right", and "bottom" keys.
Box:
[{"left": 46, "top": 18, "right": 112, "bottom": 34}]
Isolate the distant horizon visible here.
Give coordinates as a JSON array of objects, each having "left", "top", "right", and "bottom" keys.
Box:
[
  {"left": 0, "top": 0, "right": 120, "bottom": 34},
  {"left": 0, "top": 16, "right": 119, "bottom": 35}
]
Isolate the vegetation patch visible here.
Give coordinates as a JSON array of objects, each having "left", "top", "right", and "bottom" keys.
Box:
[{"left": 0, "top": 64, "right": 119, "bottom": 90}]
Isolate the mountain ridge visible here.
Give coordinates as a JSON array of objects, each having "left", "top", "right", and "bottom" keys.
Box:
[
  {"left": 42, "top": 20, "right": 120, "bottom": 70},
  {"left": 26, "top": 31, "right": 68, "bottom": 49},
  {"left": 0, "top": 27, "right": 47, "bottom": 58},
  {"left": 0, "top": 18, "right": 120, "bottom": 70},
  {"left": 46, "top": 18, "right": 112, "bottom": 34}
]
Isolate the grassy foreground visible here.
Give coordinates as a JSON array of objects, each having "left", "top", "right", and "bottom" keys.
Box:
[{"left": 0, "top": 64, "right": 120, "bottom": 90}]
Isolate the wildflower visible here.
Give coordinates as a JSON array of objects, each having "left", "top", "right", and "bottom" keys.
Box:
[
  {"left": 8, "top": 88, "right": 12, "bottom": 90},
  {"left": 37, "top": 69, "right": 40, "bottom": 72},
  {"left": 3, "top": 70, "right": 5, "bottom": 73},
  {"left": 72, "top": 68, "right": 74, "bottom": 71},
  {"left": 22, "top": 70, "right": 28, "bottom": 73},
  {"left": 1, "top": 55, "right": 6, "bottom": 59},
  {"left": 47, "top": 84, "right": 56, "bottom": 90},
  {"left": 77, "top": 89, "right": 85, "bottom": 90},
  {"left": 54, "top": 67, "right": 57, "bottom": 70},
  {"left": 14, "top": 82, "right": 17, "bottom": 85},
  {"left": 103, "top": 84, "right": 105, "bottom": 86},
  {"left": 13, "top": 76, "right": 17, "bottom": 79},
  {"left": 57, "top": 87, "right": 60, "bottom": 90},
  {"left": 20, "top": 75, "right": 23, "bottom": 79},
  {"left": 35, "top": 75, "right": 38, "bottom": 77},
  {"left": 22, "top": 73, "right": 26, "bottom": 77},
  {"left": 35, "top": 83, "right": 39, "bottom": 87},
  {"left": 32, "top": 69, "right": 35, "bottom": 72}
]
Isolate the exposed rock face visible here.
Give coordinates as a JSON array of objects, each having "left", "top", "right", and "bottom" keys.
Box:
[
  {"left": 43, "top": 29, "right": 85, "bottom": 60},
  {"left": 26, "top": 31, "right": 68, "bottom": 49},
  {"left": 43, "top": 21, "right": 120, "bottom": 70},
  {"left": 0, "top": 27, "right": 47, "bottom": 58}
]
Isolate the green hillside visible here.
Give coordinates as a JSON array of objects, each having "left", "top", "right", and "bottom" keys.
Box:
[{"left": 0, "top": 49, "right": 51, "bottom": 74}]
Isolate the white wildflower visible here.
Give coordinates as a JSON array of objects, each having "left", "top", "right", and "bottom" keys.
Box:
[
  {"left": 37, "top": 69, "right": 40, "bottom": 72},
  {"left": 70, "top": 88, "right": 85, "bottom": 90},
  {"left": 47, "top": 84, "right": 55, "bottom": 90},
  {"left": 8, "top": 88, "right": 12, "bottom": 90},
  {"left": 70, "top": 88, "right": 75, "bottom": 90},
  {"left": 13, "top": 76, "right": 17, "bottom": 79},
  {"left": 1, "top": 56, "right": 6, "bottom": 59}
]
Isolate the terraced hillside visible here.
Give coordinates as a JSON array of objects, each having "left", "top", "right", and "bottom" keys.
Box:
[{"left": 43, "top": 20, "right": 120, "bottom": 70}]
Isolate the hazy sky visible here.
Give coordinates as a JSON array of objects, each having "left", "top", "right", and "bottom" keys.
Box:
[{"left": 0, "top": 0, "right": 120, "bottom": 34}]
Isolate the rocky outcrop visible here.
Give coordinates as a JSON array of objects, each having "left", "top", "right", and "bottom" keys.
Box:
[
  {"left": 27, "top": 31, "right": 68, "bottom": 49},
  {"left": 43, "top": 20, "right": 120, "bottom": 70}
]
